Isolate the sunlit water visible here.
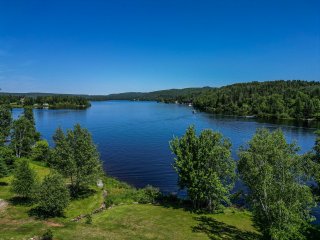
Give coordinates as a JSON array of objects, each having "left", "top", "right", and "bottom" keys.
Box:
[{"left": 12, "top": 101, "right": 319, "bottom": 222}]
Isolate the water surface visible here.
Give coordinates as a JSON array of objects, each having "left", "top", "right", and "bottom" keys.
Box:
[{"left": 12, "top": 101, "right": 317, "bottom": 194}]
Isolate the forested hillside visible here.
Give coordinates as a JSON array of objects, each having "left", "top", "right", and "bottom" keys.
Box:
[
  {"left": 1, "top": 80, "right": 320, "bottom": 119},
  {"left": 105, "top": 80, "right": 320, "bottom": 120}
]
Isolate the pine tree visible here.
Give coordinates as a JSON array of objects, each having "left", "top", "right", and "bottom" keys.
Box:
[
  {"left": 0, "top": 105, "right": 12, "bottom": 145},
  {"left": 11, "top": 159, "right": 37, "bottom": 198}
]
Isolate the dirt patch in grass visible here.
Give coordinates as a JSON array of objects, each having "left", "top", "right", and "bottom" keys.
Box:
[
  {"left": 44, "top": 221, "right": 64, "bottom": 227},
  {"left": 0, "top": 199, "right": 8, "bottom": 211}
]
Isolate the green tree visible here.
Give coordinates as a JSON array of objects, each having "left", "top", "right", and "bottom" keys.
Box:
[
  {"left": 0, "top": 158, "right": 8, "bottom": 178},
  {"left": 32, "top": 140, "right": 50, "bottom": 162},
  {"left": 23, "top": 107, "right": 35, "bottom": 125},
  {"left": 0, "top": 146, "right": 15, "bottom": 168},
  {"left": 0, "top": 105, "right": 12, "bottom": 145},
  {"left": 11, "top": 159, "right": 37, "bottom": 198},
  {"left": 37, "top": 172, "right": 70, "bottom": 216},
  {"left": 238, "top": 128, "right": 315, "bottom": 240},
  {"left": 23, "top": 107, "right": 40, "bottom": 141},
  {"left": 51, "top": 124, "right": 102, "bottom": 195},
  {"left": 313, "top": 130, "right": 320, "bottom": 161},
  {"left": 170, "top": 125, "right": 235, "bottom": 210},
  {"left": 309, "top": 130, "right": 320, "bottom": 196},
  {"left": 10, "top": 116, "right": 36, "bottom": 158}
]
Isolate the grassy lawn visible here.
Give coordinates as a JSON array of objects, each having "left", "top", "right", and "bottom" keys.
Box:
[{"left": 0, "top": 162, "right": 260, "bottom": 240}]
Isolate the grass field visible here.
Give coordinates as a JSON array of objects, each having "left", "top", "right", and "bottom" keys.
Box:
[{"left": 0, "top": 161, "right": 260, "bottom": 240}]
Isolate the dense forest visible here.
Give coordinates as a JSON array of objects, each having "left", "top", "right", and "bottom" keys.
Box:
[
  {"left": 0, "top": 94, "right": 91, "bottom": 109},
  {"left": 104, "top": 80, "right": 320, "bottom": 120},
  {"left": 1, "top": 80, "right": 320, "bottom": 119}
]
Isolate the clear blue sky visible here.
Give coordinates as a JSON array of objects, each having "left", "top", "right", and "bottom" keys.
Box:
[{"left": 0, "top": 0, "right": 319, "bottom": 94}]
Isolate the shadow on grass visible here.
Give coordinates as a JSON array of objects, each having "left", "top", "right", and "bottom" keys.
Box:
[
  {"left": 29, "top": 206, "right": 65, "bottom": 220},
  {"left": 157, "top": 195, "right": 226, "bottom": 215},
  {"left": 9, "top": 196, "right": 33, "bottom": 206},
  {"left": 0, "top": 181, "right": 9, "bottom": 186},
  {"left": 193, "top": 216, "right": 261, "bottom": 240},
  {"left": 69, "top": 186, "right": 97, "bottom": 200},
  {"left": 156, "top": 194, "right": 199, "bottom": 213}
]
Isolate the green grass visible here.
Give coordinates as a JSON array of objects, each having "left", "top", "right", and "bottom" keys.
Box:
[{"left": 0, "top": 161, "right": 260, "bottom": 240}]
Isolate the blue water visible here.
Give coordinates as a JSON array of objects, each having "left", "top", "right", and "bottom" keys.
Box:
[
  {"left": 12, "top": 101, "right": 320, "bottom": 222},
  {"left": 12, "top": 101, "right": 317, "bottom": 193}
]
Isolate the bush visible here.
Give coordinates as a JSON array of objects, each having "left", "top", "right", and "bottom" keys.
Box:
[
  {"left": 85, "top": 214, "right": 92, "bottom": 224},
  {"left": 37, "top": 172, "right": 70, "bottom": 216},
  {"left": 42, "top": 229, "right": 53, "bottom": 240},
  {"left": 104, "top": 189, "right": 136, "bottom": 207},
  {"left": 135, "top": 185, "right": 161, "bottom": 204},
  {"left": 0, "top": 146, "right": 15, "bottom": 169},
  {"left": 32, "top": 140, "right": 50, "bottom": 162},
  {"left": 104, "top": 196, "right": 114, "bottom": 208},
  {"left": 0, "top": 159, "right": 8, "bottom": 178}
]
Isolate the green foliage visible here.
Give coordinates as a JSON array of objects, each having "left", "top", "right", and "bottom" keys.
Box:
[
  {"left": 51, "top": 124, "right": 103, "bottom": 196},
  {"left": 135, "top": 185, "right": 161, "bottom": 204},
  {"left": 0, "top": 105, "right": 12, "bottom": 145},
  {"left": 11, "top": 159, "right": 37, "bottom": 198},
  {"left": 10, "top": 116, "right": 37, "bottom": 158},
  {"left": 103, "top": 80, "right": 320, "bottom": 120},
  {"left": 23, "top": 107, "right": 35, "bottom": 125},
  {"left": 104, "top": 182, "right": 161, "bottom": 208},
  {"left": 0, "top": 94, "right": 91, "bottom": 109},
  {"left": 0, "top": 146, "right": 15, "bottom": 167},
  {"left": 85, "top": 214, "right": 93, "bottom": 224},
  {"left": 24, "top": 107, "right": 40, "bottom": 141},
  {"left": 0, "top": 158, "right": 8, "bottom": 178},
  {"left": 314, "top": 130, "right": 320, "bottom": 162},
  {"left": 32, "top": 140, "right": 50, "bottom": 162},
  {"left": 36, "top": 172, "right": 70, "bottom": 216},
  {"left": 170, "top": 125, "right": 235, "bottom": 211},
  {"left": 238, "top": 128, "right": 315, "bottom": 240},
  {"left": 308, "top": 130, "right": 320, "bottom": 196},
  {"left": 42, "top": 229, "right": 53, "bottom": 240}
]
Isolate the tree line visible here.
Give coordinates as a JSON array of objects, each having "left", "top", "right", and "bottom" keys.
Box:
[
  {"left": 0, "top": 95, "right": 91, "bottom": 109},
  {"left": 103, "top": 80, "right": 320, "bottom": 120},
  {"left": 171, "top": 125, "right": 320, "bottom": 240}
]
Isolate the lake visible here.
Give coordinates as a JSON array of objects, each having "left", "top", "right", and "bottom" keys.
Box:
[{"left": 12, "top": 101, "right": 318, "bottom": 193}]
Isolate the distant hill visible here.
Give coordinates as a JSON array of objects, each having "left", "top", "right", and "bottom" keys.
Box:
[{"left": 1, "top": 80, "right": 320, "bottom": 119}]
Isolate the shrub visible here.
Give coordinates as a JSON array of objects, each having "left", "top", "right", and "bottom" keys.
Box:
[
  {"left": 135, "top": 185, "right": 161, "bottom": 204},
  {"left": 42, "top": 229, "right": 53, "bottom": 240},
  {"left": 37, "top": 172, "right": 70, "bottom": 216},
  {"left": 0, "top": 146, "right": 15, "bottom": 169},
  {"left": 85, "top": 214, "right": 92, "bottom": 224},
  {"left": 104, "top": 196, "right": 114, "bottom": 208},
  {"left": 32, "top": 140, "right": 50, "bottom": 162},
  {"left": 0, "top": 159, "right": 8, "bottom": 178}
]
